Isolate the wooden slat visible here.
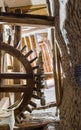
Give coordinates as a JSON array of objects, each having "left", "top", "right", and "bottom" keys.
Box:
[
  {"left": 20, "top": 45, "right": 26, "bottom": 52},
  {"left": 29, "top": 57, "right": 38, "bottom": 63},
  {"left": 0, "top": 85, "right": 27, "bottom": 92},
  {"left": 25, "top": 50, "right": 33, "bottom": 57},
  {"left": 32, "top": 65, "right": 39, "bottom": 70},
  {"left": 29, "top": 101, "right": 37, "bottom": 108},
  {"left": 30, "top": 35, "right": 37, "bottom": 49},
  {"left": 20, "top": 113, "right": 26, "bottom": 119},
  {"left": 0, "top": 73, "right": 33, "bottom": 79},
  {"left": 32, "top": 94, "right": 41, "bottom": 99},
  {"left": 33, "top": 87, "right": 41, "bottom": 92},
  {"left": 26, "top": 106, "right": 32, "bottom": 113},
  {"left": 14, "top": 40, "right": 21, "bottom": 49},
  {"left": 25, "top": 37, "right": 31, "bottom": 50},
  {"left": 0, "top": 12, "right": 55, "bottom": 27}
]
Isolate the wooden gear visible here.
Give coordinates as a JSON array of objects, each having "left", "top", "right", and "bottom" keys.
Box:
[{"left": 0, "top": 42, "right": 44, "bottom": 123}]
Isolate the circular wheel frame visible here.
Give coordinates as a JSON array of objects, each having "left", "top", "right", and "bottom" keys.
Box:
[{"left": 0, "top": 42, "right": 35, "bottom": 117}]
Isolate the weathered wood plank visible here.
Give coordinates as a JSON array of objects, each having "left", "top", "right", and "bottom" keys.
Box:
[{"left": 0, "top": 12, "right": 55, "bottom": 27}]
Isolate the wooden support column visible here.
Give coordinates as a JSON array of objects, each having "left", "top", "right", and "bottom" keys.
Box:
[
  {"left": 25, "top": 36, "right": 31, "bottom": 51},
  {"left": 30, "top": 35, "right": 37, "bottom": 56},
  {"left": 56, "top": 44, "right": 62, "bottom": 106},
  {"left": 30, "top": 35, "right": 38, "bottom": 67},
  {"left": 51, "top": 28, "right": 62, "bottom": 106},
  {"left": 13, "top": 25, "right": 21, "bottom": 101},
  {"left": 25, "top": 36, "right": 33, "bottom": 62},
  {"left": 13, "top": 10, "right": 21, "bottom": 101},
  {"left": 51, "top": 28, "right": 58, "bottom": 106},
  {"left": 0, "top": 24, "right": 4, "bottom": 100},
  {"left": 46, "top": 0, "right": 51, "bottom": 16}
]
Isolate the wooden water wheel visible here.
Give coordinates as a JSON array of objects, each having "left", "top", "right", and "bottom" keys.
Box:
[{"left": 0, "top": 42, "right": 44, "bottom": 123}]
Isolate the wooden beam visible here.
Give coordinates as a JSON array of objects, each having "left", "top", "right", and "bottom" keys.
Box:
[
  {"left": 46, "top": 0, "right": 51, "bottom": 16},
  {"left": 51, "top": 28, "right": 59, "bottom": 106},
  {"left": 0, "top": 85, "right": 27, "bottom": 92},
  {"left": 0, "top": 12, "right": 55, "bottom": 27},
  {"left": 56, "top": 44, "right": 62, "bottom": 105},
  {"left": 30, "top": 35, "right": 36, "bottom": 49},
  {"left": 0, "top": 24, "right": 4, "bottom": 100},
  {"left": 13, "top": 10, "right": 22, "bottom": 102},
  {"left": 0, "top": 73, "right": 33, "bottom": 79},
  {"left": 25, "top": 37, "right": 31, "bottom": 50}
]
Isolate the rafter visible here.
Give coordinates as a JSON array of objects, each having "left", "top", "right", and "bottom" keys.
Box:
[{"left": 0, "top": 12, "right": 55, "bottom": 27}]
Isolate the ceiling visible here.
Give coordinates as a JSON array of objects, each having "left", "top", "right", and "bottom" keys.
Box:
[
  {"left": 0, "top": 0, "right": 54, "bottom": 39},
  {"left": 4, "top": 0, "right": 46, "bottom": 7}
]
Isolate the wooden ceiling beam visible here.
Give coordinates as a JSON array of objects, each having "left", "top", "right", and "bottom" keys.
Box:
[{"left": 0, "top": 12, "right": 55, "bottom": 27}]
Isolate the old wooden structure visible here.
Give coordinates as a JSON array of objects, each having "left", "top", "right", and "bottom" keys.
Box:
[{"left": 0, "top": 0, "right": 64, "bottom": 130}]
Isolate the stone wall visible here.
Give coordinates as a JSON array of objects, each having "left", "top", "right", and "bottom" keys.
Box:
[{"left": 54, "top": 0, "right": 81, "bottom": 130}]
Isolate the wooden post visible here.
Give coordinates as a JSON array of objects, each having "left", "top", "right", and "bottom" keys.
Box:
[
  {"left": 0, "top": 24, "right": 4, "bottom": 99},
  {"left": 25, "top": 36, "right": 32, "bottom": 61},
  {"left": 46, "top": 0, "right": 51, "bottom": 16},
  {"left": 56, "top": 43, "right": 62, "bottom": 106},
  {"left": 13, "top": 9, "right": 21, "bottom": 101},
  {"left": 25, "top": 36, "right": 31, "bottom": 51},
  {"left": 51, "top": 28, "right": 59, "bottom": 106},
  {"left": 30, "top": 35, "right": 37, "bottom": 57}
]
